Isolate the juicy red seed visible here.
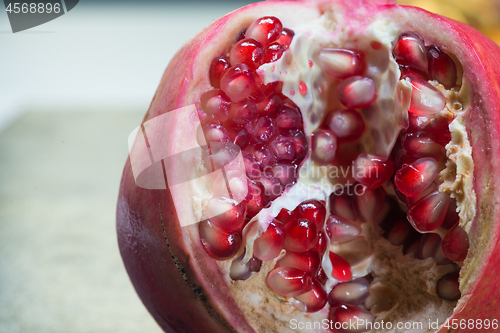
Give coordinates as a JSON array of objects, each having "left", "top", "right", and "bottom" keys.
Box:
[
  {"left": 328, "top": 278, "right": 370, "bottom": 306},
  {"left": 242, "top": 151, "right": 261, "bottom": 179},
  {"left": 404, "top": 73, "right": 446, "bottom": 116},
  {"left": 436, "top": 272, "right": 461, "bottom": 301},
  {"left": 329, "top": 252, "right": 352, "bottom": 282},
  {"left": 233, "top": 129, "right": 250, "bottom": 149},
  {"left": 199, "top": 89, "right": 231, "bottom": 123},
  {"left": 250, "top": 256, "right": 262, "bottom": 272},
  {"left": 385, "top": 218, "right": 413, "bottom": 246},
  {"left": 327, "top": 109, "right": 365, "bottom": 141},
  {"left": 428, "top": 45, "right": 458, "bottom": 89},
  {"left": 399, "top": 65, "right": 429, "bottom": 81},
  {"left": 259, "top": 172, "right": 282, "bottom": 199},
  {"left": 267, "top": 267, "right": 313, "bottom": 297},
  {"left": 270, "top": 163, "right": 296, "bottom": 187},
  {"left": 248, "top": 116, "right": 277, "bottom": 144},
  {"left": 311, "top": 129, "right": 338, "bottom": 165},
  {"left": 441, "top": 200, "right": 459, "bottom": 230},
  {"left": 269, "top": 135, "right": 296, "bottom": 161},
  {"left": 352, "top": 186, "right": 386, "bottom": 222},
  {"left": 277, "top": 250, "right": 321, "bottom": 276},
  {"left": 246, "top": 180, "right": 269, "bottom": 218},
  {"left": 432, "top": 237, "right": 453, "bottom": 265},
  {"left": 442, "top": 223, "right": 469, "bottom": 262},
  {"left": 326, "top": 214, "right": 362, "bottom": 244},
  {"left": 294, "top": 199, "right": 327, "bottom": 229},
  {"left": 425, "top": 116, "right": 452, "bottom": 147},
  {"left": 252, "top": 144, "right": 276, "bottom": 169},
  {"left": 393, "top": 32, "right": 428, "bottom": 72},
  {"left": 205, "top": 197, "right": 246, "bottom": 233},
  {"left": 407, "top": 190, "right": 450, "bottom": 232},
  {"left": 417, "top": 233, "right": 440, "bottom": 260},
  {"left": 227, "top": 99, "right": 258, "bottom": 125},
  {"left": 313, "top": 231, "right": 328, "bottom": 257},
  {"left": 253, "top": 219, "right": 286, "bottom": 261},
  {"left": 394, "top": 157, "right": 439, "bottom": 197},
  {"left": 263, "top": 42, "right": 287, "bottom": 64},
  {"left": 329, "top": 191, "right": 357, "bottom": 221},
  {"left": 276, "top": 28, "right": 294, "bottom": 48},
  {"left": 294, "top": 279, "right": 328, "bottom": 313},
  {"left": 209, "top": 56, "right": 230, "bottom": 88},
  {"left": 329, "top": 304, "right": 375, "bottom": 333},
  {"left": 250, "top": 77, "right": 278, "bottom": 103},
  {"left": 201, "top": 123, "right": 231, "bottom": 144},
  {"left": 276, "top": 208, "right": 294, "bottom": 224},
  {"left": 199, "top": 220, "right": 241, "bottom": 260},
  {"left": 352, "top": 153, "right": 394, "bottom": 189},
  {"left": 245, "top": 16, "right": 283, "bottom": 46},
  {"left": 229, "top": 38, "right": 263, "bottom": 69},
  {"left": 401, "top": 131, "right": 446, "bottom": 160},
  {"left": 220, "top": 64, "right": 256, "bottom": 103},
  {"left": 288, "top": 129, "right": 308, "bottom": 160},
  {"left": 318, "top": 48, "right": 365, "bottom": 79},
  {"left": 257, "top": 94, "right": 283, "bottom": 117},
  {"left": 284, "top": 218, "right": 319, "bottom": 252},
  {"left": 406, "top": 181, "right": 438, "bottom": 206},
  {"left": 230, "top": 253, "right": 252, "bottom": 281},
  {"left": 337, "top": 76, "right": 377, "bottom": 109},
  {"left": 316, "top": 267, "right": 328, "bottom": 285},
  {"left": 276, "top": 104, "right": 302, "bottom": 129},
  {"left": 407, "top": 112, "right": 431, "bottom": 133}
]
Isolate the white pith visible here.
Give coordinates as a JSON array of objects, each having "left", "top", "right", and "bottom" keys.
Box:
[{"left": 186, "top": 7, "right": 476, "bottom": 333}]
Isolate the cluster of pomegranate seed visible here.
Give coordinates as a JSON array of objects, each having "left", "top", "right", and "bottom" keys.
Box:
[{"left": 198, "top": 16, "right": 469, "bottom": 325}]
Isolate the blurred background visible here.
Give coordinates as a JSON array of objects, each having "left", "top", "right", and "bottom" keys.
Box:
[{"left": 1, "top": 0, "right": 499, "bottom": 332}]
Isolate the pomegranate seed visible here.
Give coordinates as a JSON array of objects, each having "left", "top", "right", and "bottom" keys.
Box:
[
  {"left": 208, "top": 143, "right": 240, "bottom": 170},
  {"left": 257, "top": 94, "right": 283, "bottom": 117},
  {"left": 269, "top": 135, "right": 296, "bottom": 161},
  {"left": 252, "top": 144, "right": 276, "bottom": 169},
  {"left": 230, "top": 253, "right": 252, "bottom": 281},
  {"left": 199, "top": 220, "right": 241, "bottom": 260},
  {"left": 246, "top": 180, "right": 269, "bottom": 218},
  {"left": 229, "top": 38, "right": 263, "bottom": 69},
  {"left": 406, "top": 181, "right": 438, "bottom": 206},
  {"left": 394, "top": 157, "right": 439, "bottom": 197},
  {"left": 407, "top": 190, "right": 450, "bottom": 232},
  {"left": 399, "top": 65, "right": 429, "bottom": 81},
  {"left": 385, "top": 218, "right": 413, "bottom": 246},
  {"left": 220, "top": 64, "right": 256, "bottom": 103},
  {"left": 329, "top": 191, "right": 357, "bottom": 221},
  {"left": 328, "top": 278, "right": 370, "bottom": 305},
  {"left": 441, "top": 200, "right": 459, "bottom": 230},
  {"left": 232, "top": 129, "right": 250, "bottom": 149},
  {"left": 284, "top": 218, "right": 318, "bottom": 252},
  {"left": 329, "top": 304, "right": 375, "bottom": 333},
  {"left": 393, "top": 32, "right": 428, "bottom": 72},
  {"left": 277, "top": 250, "right": 321, "bottom": 276},
  {"left": 259, "top": 172, "right": 282, "bottom": 199},
  {"left": 311, "top": 129, "right": 338, "bottom": 165},
  {"left": 276, "top": 104, "right": 302, "bottom": 129},
  {"left": 288, "top": 129, "right": 308, "bottom": 160},
  {"left": 242, "top": 151, "right": 261, "bottom": 179},
  {"left": 316, "top": 267, "right": 328, "bottom": 285},
  {"left": 337, "top": 76, "right": 377, "bottom": 109},
  {"left": 294, "top": 200, "right": 327, "bottom": 229},
  {"left": 262, "top": 42, "right": 287, "bottom": 64},
  {"left": 275, "top": 28, "right": 294, "bottom": 48},
  {"left": 352, "top": 186, "right": 386, "bottom": 222},
  {"left": 253, "top": 219, "right": 286, "bottom": 261},
  {"left": 199, "top": 90, "right": 231, "bottom": 123},
  {"left": 276, "top": 208, "right": 294, "bottom": 224},
  {"left": 201, "top": 123, "right": 231, "bottom": 144},
  {"left": 209, "top": 56, "right": 230, "bottom": 88},
  {"left": 442, "top": 223, "right": 469, "bottom": 261},
  {"left": 417, "top": 233, "right": 440, "bottom": 259},
  {"left": 352, "top": 153, "right": 394, "bottom": 189},
  {"left": 425, "top": 115, "right": 452, "bottom": 146},
  {"left": 313, "top": 231, "right": 328, "bottom": 257},
  {"left": 329, "top": 252, "right": 352, "bottom": 282},
  {"left": 318, "top": 48, "right": 365, "bottom": 79},
  {"left": 326, "top": 215, "right": 362, "bottom": 244},
  {"left": 251, "top": 77, "right": 278, "bottom": 103},
  {"left": 250, "top": 256, "right": 262, "bottom": 272},
  {"left": 406, "top": 112, "right": 431, "bottom": 132},
  {"left": 245, "top": 16, "right": 283, "bottom": 46},
  {"left": 428, "top": 45, "right": 458, "bottom": 89},
  {"left": 404, "top": 235, "right": 421, "bottom": 257},
  {"left": 294, "top": 279, "right": 328, "bottom": 312},
  {"left": 270, "top": 163, "right": 296, "bottom": 187},
  {"left": 401, "top": 131, "right": 446, "bottom": 160},
  {"left": 405, "top": 74, "right": 446, "bottom": 116},
  {"left": 436, "top": 272, "right": 461, "bottom": 301},
  {"left": 432, "top": 237, "right": 453, "bottom": 265},
  {"left": 327, "top": 109, "right": 365, "bottom": 141},
  {"left": 267, "top": 267, "right": 313, "bottom": 297},
  {"left": 247, "top": 116, "right": 277, "bottom": 144},
  {"left": 227, "top": 99, "right": 258, "bottom": 126},
  {"left": 205, "top": 197, "right": 246, "bottom": 233}
]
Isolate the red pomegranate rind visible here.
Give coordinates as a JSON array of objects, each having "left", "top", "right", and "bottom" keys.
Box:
[{"left": 116, "top": 1, "right": 500, "bottom": 332}]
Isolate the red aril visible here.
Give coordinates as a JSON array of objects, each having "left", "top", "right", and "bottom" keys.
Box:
[
  {"left": 229, "top": 38, "right": 264, "bottom": 69},
  {"left": 326, "top": 214, "right": 362, "bottom": 244},
  {"left": 311, "top": 129, "right": 337, "bottom": 165},
  {"left": 284, "top": 218, "right": 318, "bottom": 252},
  {"left": 276, "top": 250, "right": 321, "bottom": 276},
  {"left": 327, "top": 109, "right": 365, "bottom": 141},
  {"left": 405, "top": 73, "right": 446, "bottom": 116},
  {"left": 352, "top": 153, "right": 394, "bottom": 189},
  {"left": 428, "top": 45, "right": 458, "bottom": 89},
  {"left": 318, "top": 48, "right": 365, "bottom": 79},
  {"left": 199, "top": 220, "right": 241, "bottom": 260},
  {"left": 267, "top": 267, "right": 312, "bottom": 297},
  {"left": 220, "top": 63, "right": 256, "bottom": 102},
  {"left": 293, "top": 199, "right": 327, "bottom": 229},
  {"left": 329, "top": 303, "right": 375, "bottom": 333},
  {"left": 393, "top": 32, "right": 428, "bottom": 72},
  {"left": 294, "top": 279, "right": 328, "bottom": 313},
  {"left": 262, "top": 42, "right": 287, "bottom": 64},
  {"left": 275, "top": 27, "right": 294, "bottom": 48},
  {"left": 253, "top": 219, "right": 286, "bottom": 261},
  {"left": 407, "top": 191, "right": 450, "bottom": 232},
  {"left": 245, "top": 16, "right": 283, "bottom": 46},
  {"left": 328, "top": 277, "right": 370, "bottom": 305},
  {"left": 337, "top": 76, "right": 377, "bottom": 109},
  {"left": 394, "top": 157, "right": 439, "bottom": 197},
  {"left": 329, "top": 251, "right": 352, "bottom": 282},
  {"left": 209, "top": 55, "right": 230, "bottom": 88},
  {"left": 442, "top": 223, "right": 469, "bottom": 262}
]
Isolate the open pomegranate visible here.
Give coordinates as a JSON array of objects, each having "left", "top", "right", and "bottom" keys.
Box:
[{"left": 117, "top": 0, "right": 500, "bottom": 332}]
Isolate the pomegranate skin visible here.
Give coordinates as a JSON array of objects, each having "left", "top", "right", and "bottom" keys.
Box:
[{"left": 116, "top": 1, "right": 500, "bottom": 332}]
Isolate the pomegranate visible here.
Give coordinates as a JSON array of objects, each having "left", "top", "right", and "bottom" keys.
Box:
[{"left": 117, "top": 0, "right": 500, "bottom": 332}]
